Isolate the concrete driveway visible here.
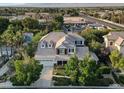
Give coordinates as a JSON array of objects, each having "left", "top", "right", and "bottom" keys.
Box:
[
  {"left": 0, "top": 81, "right": 13, "bottom": 88},
  {"left": 31, "top": 66, "right": 53, "bottom": 88},
  {"left": 0, "top": 62, "right": 9, "bottom": 76}
]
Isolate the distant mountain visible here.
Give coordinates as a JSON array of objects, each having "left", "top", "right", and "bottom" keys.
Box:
[{"left": 0, "top": 3, "right": 124, "bottom": 7}]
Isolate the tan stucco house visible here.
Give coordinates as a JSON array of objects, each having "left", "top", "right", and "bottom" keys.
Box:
[
  {"left": 63, "top": 17, "right": 87, "bottom": 32},
  {"left": 103, "top": 31, "right": 124, "bottom": 55}
]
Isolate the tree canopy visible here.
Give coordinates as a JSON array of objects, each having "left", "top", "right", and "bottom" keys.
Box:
[
  {"left": 0, "top": 17, "right": 9, "bottom": 34},
  {"left": 10, "top": 51, "right": 43, "bottom": 86},
  {"left": 65, "top": 54, "right": 99, "bottom": 86},
  {"left": 22, "top": 17, "right": 39, "bottom": 29}
]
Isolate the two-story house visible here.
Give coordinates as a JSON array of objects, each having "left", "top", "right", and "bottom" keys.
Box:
[
  {"left": 35, "top": 32, "right": 98, "bottom": 66},
  {"left": 63, "top": 17, "right": 87, "bottom": 32},
  {"left": 103, "top": 32, "right": 124, "bottom": 55}
]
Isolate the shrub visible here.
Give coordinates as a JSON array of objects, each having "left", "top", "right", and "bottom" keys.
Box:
[
  {"left": 115, "top": 68, "right": 121, "bottom": 73},
  {"left": 53, "top": 77, "right": 71, "bottom": 86},
  {"left": 99, "top": 66, "right": 111, "bottom": 74},
  {"left": 119, "top": 75, "right": 124, "bottom": 84},
  {"left": 86, "top": 78, "right": 114, "bottom": 86},
  {"left": 112, "top": 71, "right": 120, "bottom": 84}
]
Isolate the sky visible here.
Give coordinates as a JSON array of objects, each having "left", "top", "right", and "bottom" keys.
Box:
[{"left": 0, "top": 3, "right": 124, "bottom": 7}]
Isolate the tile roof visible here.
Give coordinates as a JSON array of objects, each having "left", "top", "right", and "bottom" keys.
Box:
[
  {"left": 115, "top": 37, "right": 124, "bottom": 46},
  {"left": 40, "top": 32, "right": 66, "bottom": 43},
  {"left": 107, "top": 32, "right": 124, "bottom": 40},
  {"left": 64, "top": 17, "right": 85, "bottom": 24}
]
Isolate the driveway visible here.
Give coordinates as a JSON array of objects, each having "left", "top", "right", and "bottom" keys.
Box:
[
  {"left": 31, "top": 66, "right": 53, "bottom": 88},
  {"left": 0, "top": 81, "right": 13, "bottom": 88},
  {"left": 0, "top": 62, "right": 9, "bottom": 76}
]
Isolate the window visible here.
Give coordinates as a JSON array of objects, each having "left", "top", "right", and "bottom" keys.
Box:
[
  {"left": 48, "top": 44, "right": 52, "bottom": 48},
  {"left": 80, "top": 41, "right": 82, "bottom": 44},
  {"left": 59, "top": 49, "right": 65, "bottom": 54},
  {"left": 68, "top": 48, "right": 74, "bottom": 54},
  {"left": 75, "top": 41, "right": 77, "bottom": 44},
  {"left": 110, "top": 42, "right": 113, "bottom": 45},
  {"left": 41, "top": 44, "right": 45, "bottom": 48},
  {"left": 75, "top": 41, "right": 83, "bottom": 45}
]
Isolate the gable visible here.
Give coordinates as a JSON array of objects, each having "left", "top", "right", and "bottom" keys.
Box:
[{"left": 57, "top": 44, "right": 66, "bottom": 48}]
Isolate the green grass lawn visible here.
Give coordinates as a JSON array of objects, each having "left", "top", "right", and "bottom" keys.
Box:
[
  {"left": 53, "top": 65, "right": 66, "bottom": 76},
  {"left": 52, "top": 76, "right": 71, "bottom": 86}
]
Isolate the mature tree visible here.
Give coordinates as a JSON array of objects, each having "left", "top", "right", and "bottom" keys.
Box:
[
  {"left": 22, "top": 17, "right": 39, "bottom": 29},
  {"left": 78, "top": 55, "right": 98, "bottom": 85},
  {"left": 65, "top": 54, "right": 99, "bottom": 86},
  {"left": 109, "top": 50, "right": 121, "bottom": 68},
  {"left": 1, "top": 24, "right": 23, "bottom": 57},
  {"left": 32, "top": 32, "right": 43, "bottom": 44},
  {"left": 89, "top": 40, "right": 102, "bottom": 54},
  {"left": 0, "top": 17, "right": 9, "bottom": 34},
  {"left": 13, "top": 31, "right": 23, "bottom": 48},
  {"left": 54, "top": 15, "right": 63, "bottom": 23},
  {"left": 50, "top": 15, "right": 63, "bottom": 31},
  {"left": 80, "top": 28, "right": 109, "bottom": 45},
  {"left": 65, "top": 55, "right": 79, "bottom": 85},
  {"left": 10, "top": 51, "right": 43, "bottom": 86},
  {"left": 1, "top": 24, "right": 15, "bottom": 57},
  {"left": 117, "top": 57, "right": 124, "bottom": 70},
  {"left": 11, "top": 19, "right": 23, "bottom": 31},
  {"left": 93, "top": 12, "right": 100, "bottom": 18}
]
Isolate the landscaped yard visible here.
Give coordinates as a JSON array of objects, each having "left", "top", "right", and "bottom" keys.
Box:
[
  {"left": 52, "top": 64, "right": 114, "bottom": 86},
  {"left": 52, "top": 76, "right": 71, "bottom": 86},
  {"left": 53, "top": 65, "right": 66, "bottom": 76}
]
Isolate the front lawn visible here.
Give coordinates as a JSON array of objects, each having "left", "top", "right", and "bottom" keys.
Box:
[
  {"left": 52, "top": 76, "right": 71, "bottom": 86},
  {"left": 53, "top": 65, "right": 66, "bottom": 76}
]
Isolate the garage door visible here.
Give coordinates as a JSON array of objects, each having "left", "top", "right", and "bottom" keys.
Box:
[{"left": 40, "top": 60, "right": 56, "bottom": 67}]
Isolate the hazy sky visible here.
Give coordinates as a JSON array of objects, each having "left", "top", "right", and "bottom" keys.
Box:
[{"left": 0, "top": 3, "right": 124, "bottom": 7}]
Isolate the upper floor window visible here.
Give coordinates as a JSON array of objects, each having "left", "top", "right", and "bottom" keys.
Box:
[
  {"left": 48, "top": 44, "right": 52, "bottom": 48},
  {"left": 68, "top": 48, "right": 74, "bottom": 54},
  {"left": 41, "top": 44, "right": 45, "bottom": 48},
  {"left": 75, "top": 41, "right": 83, "bottom": 45},
  {"left": 59, "top": 49, "right": 65, "bottom": 54}
]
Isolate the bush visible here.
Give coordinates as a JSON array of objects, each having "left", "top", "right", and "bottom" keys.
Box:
[
  {"left": 115, "top": 68, "right": 121, "bottom": 73},
  {"left": 99, "top": 66, "right": 111, "bottom": 74},
  {"left": 10, "top": 58, "right": 43, "bottom": 86},
  {"left": 119, "top": 75, "right": 124, "bottom": 84},
  {"left": 86, "top": 78, "right": 114, "bottom": 86},
  {"left": 53, "top": 77, "right": 71, "bottom": 86},
  {"left": 112, "top": 71, "right": 120, "bottom": 84}
]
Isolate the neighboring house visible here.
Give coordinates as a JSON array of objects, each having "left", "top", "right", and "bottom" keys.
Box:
[
  {"left": 103, "top": 32, "right": 124, "bottom": 55},
  {"left": 35, "top": 32, "right": 98, "bottom": 66},
  {"left": 87, "top": 23, "right": 106, "bottom": 30},
  {"left": 25, "top": 12, "right": 52, "bottom": 22},
  {"left": 63, "top": 17, "right": 87, "bottom": 32},
  {"left": 9, "top": 15, "right": 25, "bottom": 21}
]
